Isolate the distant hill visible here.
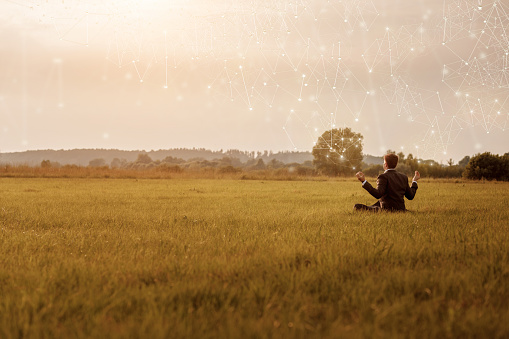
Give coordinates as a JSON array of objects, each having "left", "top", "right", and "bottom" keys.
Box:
[
  {"left": 0, "top": 148, "right": 383, "bottom": 167},
  {"left": 363, "top": 154, "right": 384, "bottom": 165}
]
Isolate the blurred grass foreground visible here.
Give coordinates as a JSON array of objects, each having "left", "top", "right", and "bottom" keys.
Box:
[{"left": 1, "top": 177, "right": 508, "bottom": 338}]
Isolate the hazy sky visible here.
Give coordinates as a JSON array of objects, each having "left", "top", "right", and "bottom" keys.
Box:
[{"left": 0, "top": 0, "right": 507, "bottom": 162}]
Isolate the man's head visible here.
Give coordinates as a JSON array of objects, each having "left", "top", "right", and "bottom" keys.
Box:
[{"left": 383, "top": 153, "right": 399, "bottom": 170}]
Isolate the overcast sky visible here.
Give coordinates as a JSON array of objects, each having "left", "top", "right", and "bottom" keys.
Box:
[{"left": 0, "top": 0, "right": 507, "bottom": 162}]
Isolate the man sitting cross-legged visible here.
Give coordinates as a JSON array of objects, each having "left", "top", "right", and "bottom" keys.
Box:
[{"left": 354, "top": 153, "right": 420, "bottom": 212}]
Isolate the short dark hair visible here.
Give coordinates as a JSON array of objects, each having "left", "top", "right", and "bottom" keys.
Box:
[{"left": 384, "top": 153, "right": 399, "bottom": 169}]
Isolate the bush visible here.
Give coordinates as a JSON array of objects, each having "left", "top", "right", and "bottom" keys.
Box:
[
  {"left": 463, "top": 152, "right": 508, "bottom": 181},
  {"left": 218, "top": 166, "right": 241, "bottom": 174},
  {"left": 294, "top": 166, "right": 316, "bottom": 176},
  {"left": 157, "top": 164, "right": 183, "bottom": 173},
  {"left": 363, "top": 164, "right": 383, "bottom": 177}
]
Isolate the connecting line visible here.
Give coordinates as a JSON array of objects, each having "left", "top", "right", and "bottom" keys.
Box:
[
  {"left": 442, "top": 16, "right": 447, "bottom": 44},
  {"left": 51, "top": 14, "right": 87, "bottom": 44},
  {"left": 132, "top": 61, "right": 143, "bottom": 82},
  {"left": 437, "top": 92, "right": 445, "bottom": 115},
  {"left": 86, "top": 13, "right": 89, "bottom": 46},
  {"left": 239, "top": 66, "right": 252, "bottom": 110},
  {"left": 57, "top": 63, "right": 63, "bottom": 106},
  {"left": 434, "top": 121, "right": 447, "bottom": 154},
  {"left": 282, "top": 126, "right": 297, "bottom": 150},
  {"left": 164, "top": 31, "right": 168, "bottom": 88},
  {"left": 298, "top": 74, "right": 305, "bottom": 101},
  {"left": 478, "top": 98, "right": 490, "bottom": 133},
  {"left": 114, "top": 32, "right": 122, "bottom": 67},
  {"left": 388, "top": 31, "right": 393, "bottom": 76}
]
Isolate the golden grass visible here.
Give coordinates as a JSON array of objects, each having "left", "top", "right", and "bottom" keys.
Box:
[{"left": 0, "top": 178, "right": 508, "bottom": 338}]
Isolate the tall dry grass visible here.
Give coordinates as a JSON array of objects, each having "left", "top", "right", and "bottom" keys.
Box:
[{"left": 0, "top": 178, "right": 508, "bottom": 338}]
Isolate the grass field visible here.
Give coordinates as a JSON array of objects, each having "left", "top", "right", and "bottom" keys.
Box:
[{"left": 1, "top": 177, "right": 508, "bottom": 338}]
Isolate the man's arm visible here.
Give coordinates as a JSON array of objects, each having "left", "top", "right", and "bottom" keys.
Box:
[
  {"left": 405, "top": 171, "right": 420, "bottom": 200},
  {"left": 355, "top": 171, "right": 387, "bottom": 199}
]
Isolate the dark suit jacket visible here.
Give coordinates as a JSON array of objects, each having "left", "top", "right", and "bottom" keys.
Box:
[{"left": 363, "top": 169, "right": 418, "bottom": 211}]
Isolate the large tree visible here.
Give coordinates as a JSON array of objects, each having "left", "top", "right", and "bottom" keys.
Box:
[{"left": 312, "top": 127, "right": 364, "bottom": 176}]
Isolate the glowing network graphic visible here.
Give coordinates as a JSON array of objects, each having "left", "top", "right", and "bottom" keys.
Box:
[
  {"left": 2, "top": 0, "right": 507, "bottom": 161},
  {"left": 377, "top": 0, "right": 509, "bottom": 158}
]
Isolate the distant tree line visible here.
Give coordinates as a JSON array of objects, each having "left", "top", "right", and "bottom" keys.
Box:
[
  {"left": 361, "top": 151, "right": 470, "bottom": 178},
  {"left": 0, "top": 148, "right": 313, "bottom": 167},
  {"left": 311, "top": 128, "right": 508, "bottom": 181},
  {"left": 33, "top": 149, "right": 509, "bottom": 181},
  {"left": 81, "top": 153, "right": 316, "bottom": 175},
  {"left": 36, "top": 149, "right": 501, "bottom": 181},
  {"left": 361, "top": 151, "right": 508, "bottom": 181},
  {"left": 4, "top": 128, "right": 507, "bottom": 181}
]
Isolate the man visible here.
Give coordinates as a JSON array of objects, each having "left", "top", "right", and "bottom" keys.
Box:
[{"left": 354, "top": 153, "right": 420, "bottom": 212}]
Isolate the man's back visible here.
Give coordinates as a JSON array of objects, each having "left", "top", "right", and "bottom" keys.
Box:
[{"left": 362, "top": 169, "right": 418, "bottom": 211}]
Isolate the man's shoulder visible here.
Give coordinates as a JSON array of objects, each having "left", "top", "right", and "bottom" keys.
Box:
[{"left": 387, "top": 169, "right": 409, "bottom": 180}]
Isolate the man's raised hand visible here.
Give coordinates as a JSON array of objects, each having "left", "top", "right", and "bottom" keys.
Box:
[
  {"left": 355, "top": 171, "right": 365, "bottom": 183},
  {"left": 413, "top": 171, "right": 421, "bottom": 182}
]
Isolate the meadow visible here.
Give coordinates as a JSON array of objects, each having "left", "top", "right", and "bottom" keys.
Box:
[{"left": 0, "top": 177, "right": 508, "bottom": 338}]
